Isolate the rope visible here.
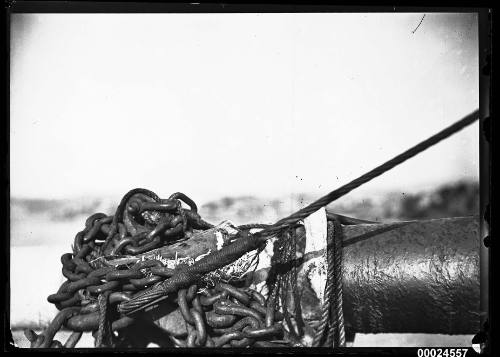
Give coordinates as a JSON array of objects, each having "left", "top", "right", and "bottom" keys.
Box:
[
  {"left": 279, "top": 230, "right": 298, "bottom": 339},
  {"left": 95, "top": 291, "right": 112, "bottom": 347},
  {"left": 253, "top": 109, "right": 479, "bottom": 240},
  {"left": 332, "top": 219, "right": 345, "bottom": 347},
  {"left": 312, "top": 220, "right": 345, "bottom": 347},
  {"left": 312, "top": 220, "right": 335, "bottom": 347},
  {"left": 119, "top": 231, "right": 266, "bottom": 314},
  {"left": 119, "top": 109, "right": 479, "bottom": 318},
  {"left": 237, "top": 223, "right": 273, "bottom": 230},
  {"left": 36, "top": 109, "right": 480, "bottom": 348},
  {"left": 289, "top": 229, "right": 305, "bottom": 337},
  {"left": 324, "top": 222, "right": 336, "bottom": 348}
]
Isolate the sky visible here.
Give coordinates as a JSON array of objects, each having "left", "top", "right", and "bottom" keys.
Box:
[{"left": 10, "top": 12, "right": 479, "bottom": 204}]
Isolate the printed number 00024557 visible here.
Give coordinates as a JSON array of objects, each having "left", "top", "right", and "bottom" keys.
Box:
[{"left": 417, "top": 349, "right": 469, "bottom": 357}]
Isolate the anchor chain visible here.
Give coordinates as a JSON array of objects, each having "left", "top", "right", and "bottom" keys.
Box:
[
  {"left": 26, "top": 189, "right": 296, "bottom": 348},
  {"left": 169, "top": 283, "right": 289, "bottom": 348},
  {"left": 22, "top": 110, "right": 480, "bottom": 348}
]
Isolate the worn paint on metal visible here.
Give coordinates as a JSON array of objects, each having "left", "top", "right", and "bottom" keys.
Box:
[
  {"left": 149, "top": 217, "right": 479, "bottom": 336},
  {"left": 300, "top": 216, "right": 480, "bottom": 335}
]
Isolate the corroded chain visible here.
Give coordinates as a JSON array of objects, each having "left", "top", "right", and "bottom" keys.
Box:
[
  {"left": 170, "top": 283, "right": 290, "bottom": 348},
  {"left": 39, "top": 255, "right": 182, "bottom": 347},
  {"left": 72, "top": 189, "right": 213, "bottom": 259},
  {"left": 24, "top": 188, "right": 347, "bottom": 348},
  {"left": 24, "top": 110, "right": 480, "bottom": 348},
  {"left": 39, "top": 256, "right": 293, "bottom": 348},
  {"left": 26, "top": 190, "right": 296, "bottom": 348},
  {"left": 26, "top": 191, "right": 214, "bottom": 348}
]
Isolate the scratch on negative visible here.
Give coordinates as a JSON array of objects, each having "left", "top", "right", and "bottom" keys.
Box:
[{"left": 412, "top": 14, "right": 426, "bottom": 34}]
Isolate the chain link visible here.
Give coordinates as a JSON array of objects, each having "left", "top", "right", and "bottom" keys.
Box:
[
  {"left": 27, "top": 190, "right": 303, "bottom": 348},
  {"left": 172, "top": 284, "right": 288, "bottom": 348}
]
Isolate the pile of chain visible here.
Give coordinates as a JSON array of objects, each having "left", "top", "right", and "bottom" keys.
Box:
[
  {"left": 168, "top": 283, "right": 289, "bottom": 348},
  {"left": 22, "top": 110, "right": 481, "bottom": 349},
  {"left": 23, "top": 188, "right": 296, "bottom": 348}
]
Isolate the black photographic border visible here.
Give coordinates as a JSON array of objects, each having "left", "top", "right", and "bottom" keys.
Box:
[{"left": 1, "top": 2, "right": 493, "bottom": 356}]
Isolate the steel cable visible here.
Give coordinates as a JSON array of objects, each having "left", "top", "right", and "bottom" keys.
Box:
[
  {"left": 253, "top": 109, "right": 480, "bottom": 240},
  {"left": 31, "top": 109, "right": 479, "bottom": 348}
]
